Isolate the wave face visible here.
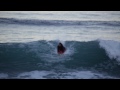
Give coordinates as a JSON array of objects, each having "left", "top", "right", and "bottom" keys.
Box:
[
  {"left": 0, "top": 18, "right": 120, "bottom": 27},
  {"left": 0, "top": 40, "right": 120, "bottom": 79}
]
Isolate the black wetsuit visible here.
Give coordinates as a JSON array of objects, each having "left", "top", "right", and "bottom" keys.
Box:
[{"left": 57, "top": 45, "right": 66, "bottom": 53}]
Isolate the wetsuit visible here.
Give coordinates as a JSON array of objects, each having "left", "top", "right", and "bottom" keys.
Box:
[{"left": 57, "top": 44, "right": 66, "bottom": 54}]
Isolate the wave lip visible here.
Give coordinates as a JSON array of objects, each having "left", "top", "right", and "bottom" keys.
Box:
[{"left": 99, "top": 39, "right": 120, "bottom": 62}]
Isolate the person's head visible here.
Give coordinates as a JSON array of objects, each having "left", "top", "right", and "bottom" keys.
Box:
[{"left": 58, "top": 43, "right": 63, "bottom": 46}]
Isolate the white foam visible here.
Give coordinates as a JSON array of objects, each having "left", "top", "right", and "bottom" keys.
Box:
[
  {"left": 17, "top": 71, "right": 51, "bottom": 79},
  {"left": 64, "top": 71, "right": 113, "bottom": 79},
  {"left": 99, "top": 39, "right": 120, "bottom": 62},
  {"left": 0, "top": 73, "right": 8, "bottom": 79},
  {"left": 16, "top": 70, "right": 116, "bottom": 79}
]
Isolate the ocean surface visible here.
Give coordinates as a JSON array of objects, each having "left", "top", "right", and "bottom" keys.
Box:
[{"left": 0, "top": 11, "right": 120, "bottom": 79}]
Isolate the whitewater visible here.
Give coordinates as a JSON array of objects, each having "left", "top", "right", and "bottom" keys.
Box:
[{"left": 0, "top": 11, "right": 120, "bottom": 79}]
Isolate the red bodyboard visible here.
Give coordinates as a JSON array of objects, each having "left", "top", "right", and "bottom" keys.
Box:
[{"left": 58, "top": 49, "right": 66, "bottom": 54}]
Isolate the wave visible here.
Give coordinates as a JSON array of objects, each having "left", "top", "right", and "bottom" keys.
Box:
[
  {"left": 0, "top": 40, "right": 120, "bottom": 63},
  {"left": 0, "top": 70, "right": 117, "bottom": 79},
  {"left": 0, "top": 18, "right": 120, "bottom": 26},
  {"left": 0, "top": 39, "right": 120, "bottom": 78}
]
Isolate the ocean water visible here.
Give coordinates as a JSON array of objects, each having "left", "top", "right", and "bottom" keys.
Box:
[{"left": 0, "top": 11, "right": 120, "bottom": 79}]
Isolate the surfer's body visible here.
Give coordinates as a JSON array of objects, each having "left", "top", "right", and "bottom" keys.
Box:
[{"left": 57, "top": 43, "right": 66, "bottom": 54}]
